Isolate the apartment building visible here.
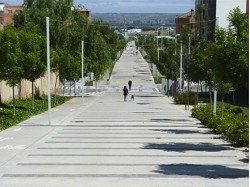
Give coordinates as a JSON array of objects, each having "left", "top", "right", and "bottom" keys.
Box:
[
  {"left": 195, "top": 0, "right": 248, "bottom": 41},
  {"left": 175, "top": 9, "right": 195, "bottom": 34},
  {"left": 0, "top": 3, "right": 4, "bottom": 29},
  {"left": 76, "top": 6, "right": 91, "bottom": 21},
  {"left": 0, "top": 3, "right": 91, "bottom": 28},
  {"left": 0, "top": 3, "right": 21, "bottom": 26}
]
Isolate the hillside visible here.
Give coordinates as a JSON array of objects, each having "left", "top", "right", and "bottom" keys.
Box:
[{"left": 92, "top": 13, "right": 181, "bottom": 27}]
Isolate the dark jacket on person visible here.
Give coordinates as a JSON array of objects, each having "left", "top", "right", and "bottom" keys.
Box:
[{"left": 123, "top": 87, "right": 128, "bottom": 95}]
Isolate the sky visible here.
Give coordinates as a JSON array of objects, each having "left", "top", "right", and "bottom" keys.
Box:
[{"left": 3, "top": 0, "right": 195, "bottom": 13}]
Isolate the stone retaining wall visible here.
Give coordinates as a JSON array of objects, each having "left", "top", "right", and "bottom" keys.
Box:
[{"left": 0, "top": 71, "right": 59, "bottom": 103}]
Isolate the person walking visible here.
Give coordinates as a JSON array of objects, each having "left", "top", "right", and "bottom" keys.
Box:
[
  {"left": 123, "top": 86, "right": 129, "bottom": 102},
  {"left": 128, "top": 79, "right": 132, "bottom": 90}
]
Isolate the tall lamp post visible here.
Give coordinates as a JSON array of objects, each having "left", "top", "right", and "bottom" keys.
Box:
[
  {"left": 161, "top": 24, "right": 165, "bottom": 49},
  {"left": 175, "top": 34, "right": 180, "bottom": 55},
  {"left": 180, "top": 40, "right": 183, "bottom": 92},
  {"left": 46, "top": 17, "right": 51, "bottom": 125},
  {"left": 187, "top": 36, "right": 191, "bottom": 110},
  {"left": 174, "top": 34, "right": 180, "bottom": 95},
  {"left": 81, "top": 40, "right": 84, "bottom": 104}
]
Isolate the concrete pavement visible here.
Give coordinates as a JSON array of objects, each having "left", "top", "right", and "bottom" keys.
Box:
[{"left": 0, "top": 41, "right": 248, "bottom": 187}]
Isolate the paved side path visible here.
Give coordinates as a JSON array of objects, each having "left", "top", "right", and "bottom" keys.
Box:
[{"left": 0, "top": 42, "right": 248, "bottom": 187}]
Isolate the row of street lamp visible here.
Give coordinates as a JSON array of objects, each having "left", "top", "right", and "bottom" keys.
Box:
[
  {"left": 155, "top": 29, "right": 186, "bottom": 92},
  {"left": 155, "top": 30, "right": 217, "bottom": 113},
  {"left": 155, "top": 28, "right": 192, "bottom": 109}
]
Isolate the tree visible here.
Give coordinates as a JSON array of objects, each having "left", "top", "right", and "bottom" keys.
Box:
[
  {"left": 0, "top": 28, "right": 23, "bottom": 115},
  {"left": 14, "top": 0, "right": 88, "bottom": 97},
  {"left": 190, "top": 8, "right": 249, "bottom": 109},
  {"left": 19, "top": 25, "right": 46, "bottom": 109},
  {"left": 227, "top": 7, "right": 249, "bottom": 90},
  {"left": 13, "top": 0, "right": 126, "bottom": 98},
  {"left": 84, "top": 23, "right": 113, "bottom": 82}
]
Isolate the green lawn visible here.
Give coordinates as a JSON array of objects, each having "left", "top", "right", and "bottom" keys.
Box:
[{"left": 0, "top": 95, "right": 71, "bottom": 131}]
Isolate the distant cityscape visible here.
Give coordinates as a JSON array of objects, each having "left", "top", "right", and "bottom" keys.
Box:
[{"left": 92, "top": 13, "right": 180, "bottom": 28}]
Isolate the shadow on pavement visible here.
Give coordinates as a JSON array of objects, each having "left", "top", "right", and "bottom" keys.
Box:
[
  {"left": 152, "top": 163, "right": 249, "bottom": 179},
  {"left": 239, "top": 158, "right": 249, "bottom": 163},
  {"left": 143, "top": 142, "right": 233, "bottom": 152},
  {"left": 150, "top": 118, "right": 191, "bottom": 122},
  {"left": 152, "top": 129, "right": 211, "bottom": 134},
  {"left": 136, "top": 95, "right": 163, "bottom": 98}
]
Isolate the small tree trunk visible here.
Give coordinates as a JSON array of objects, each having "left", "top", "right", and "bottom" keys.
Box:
[
  {"left": 54, "top": 72, "right": 58, "bottom": 103},
  {"left": 70, "top": 81, "right": 72, "bottom": 96},
  {"left": 233, "top": 91, "right": 235, "bottom": 105},
  {"left": 32, "top": 81, "right": 34, "bottom": 110},
  {"left": 63, "top": 79, "right": 65, "bottom": 96},
  {"left": 13, "top": 84, "right": 16, "bottom": 116},
  {"left": 74, "top": 80, "right": 76, "bottom": 96},
  {"left": 196, "top": 81, "right": 199, "bottom": 105},
  {"left": 95, "top": 80, "right": 97, "bottom": 93},
  {"left": 210, "top": 91, "right": 213, "bottom": 112},
  {"left": 221, "top": 92, "right": 224, "bottom": 117}
]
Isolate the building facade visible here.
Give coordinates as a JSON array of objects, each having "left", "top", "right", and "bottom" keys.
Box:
[
  {"left": 0, "top": 3, "right": 22, "bottom": 27},
  {"left": 175, "top": 9, "right": 195, "bottom": 34},
  {"left": 3, "top": 4, "right": 21, "bottom": 25},
  {"left": 195, "top": 0, "right": 248, "bottom": 41},
  {"left": 72, "top": 5, "right": 91, "bottom": 21},
  {"left": 195, "top": 0, "right": 216, "bottom": 41},
  {"left": 0, "top": 3, "right": 4, "bottom": 29}
]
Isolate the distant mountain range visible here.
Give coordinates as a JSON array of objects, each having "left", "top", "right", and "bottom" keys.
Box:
[{"left": 92, "top": 13, "right": 181, "bottom": 28}]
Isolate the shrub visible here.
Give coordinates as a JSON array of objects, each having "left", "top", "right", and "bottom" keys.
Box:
[
  {"left": 231, "top": 107, "right": 243, "bottom": 114},
  {"left": 85, "top": 81, "right": 93, "bottom": 86},
  {"left": 174, "top": 91, "right": 198, "bottom": 105},
  {"left": 192, "top": 105, "right": 249, "bottom": 147}
]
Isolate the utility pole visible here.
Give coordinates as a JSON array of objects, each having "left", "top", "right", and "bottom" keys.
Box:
[
  {"left": 187, "top": 36, "right": 191, "bottom": 110},
  {"left": 81, "top": 40, "right": 84, "bottom": 104},
  {"left": 179, "top": 40, "right": 183, "bottom": 92},
  {"left": 46, "top": 17, "right": 51, "bottom": 125},
  {"left": 161, "top": 24, "right": 164, "bottom": 49},
  {"left": 213, "top": 89, "right": 217, "bottom": 114}
]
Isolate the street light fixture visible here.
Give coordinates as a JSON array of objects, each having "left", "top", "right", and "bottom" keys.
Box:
[
  {"left": 175, "top": 34, "right": 180, "bottom": 55},
  {"left": 46, "top": 17, "right": 51, "bottom": 125},
  {"left": 174, "top": 34, "right": 183, "bottom": 92},
  {"left": 180, "top": 40, "right": 183, "bottom": 92},
  {"left": 161, "top": 24, "right": 165, "bottom": 49}
]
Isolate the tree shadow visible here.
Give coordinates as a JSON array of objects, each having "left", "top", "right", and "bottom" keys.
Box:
[
  {"left": 0, "top": 112, "right": 11, "bottom": 116},
  {"left": 153, "top": 163, "right": 249, "bottom": 179},
  {"left": 0, "top": 104, "right": 27, "bottom": 110},
  {"left": 150, "top": 108, "right": 162, "bottom": 110},
  {"left": 143, "top": 142, "right": 233, "bottom": 152},
  {"left": 136, "top": 103, "right": 150, "bottom": 105},
  {"left": 137, "top": 95, "right": 163, "bottom": 98},
  {"left": 239, "top": 158, "right": 249, "bottom": 163},
  {"left": 152, "top": 129, "right": 211, "bottom": 134},
  {"left": 150, "top": 118, "right": 191, "bottom": 122}
]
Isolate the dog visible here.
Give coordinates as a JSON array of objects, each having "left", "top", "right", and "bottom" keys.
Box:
[{"left": 131, "top": 94, "right": 134, "bottom": 101}]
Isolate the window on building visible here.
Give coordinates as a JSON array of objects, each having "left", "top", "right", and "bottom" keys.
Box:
[{"left": 7, "top": 9, "right": 13, "bottom": 14}]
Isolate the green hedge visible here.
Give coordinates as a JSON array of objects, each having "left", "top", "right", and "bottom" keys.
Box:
[
  {"left": 174, "top": 91, "right": 198, "bottom": 105},
  {"left": 192, "top": 104, "right": 249, "bottom": 147},
  {"left": 0, "top": 95, "right": 71, "bottom": 131},
  {"left": 85, "top": 80, "right": 93, "bottom": 86},
  {"left": 153, "top": 76, "right": 163, "bottom": 84}
]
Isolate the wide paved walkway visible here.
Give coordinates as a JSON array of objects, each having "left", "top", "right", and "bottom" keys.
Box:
[{"left": 0, "top": 42, "right": 248, "bottom": 187}]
